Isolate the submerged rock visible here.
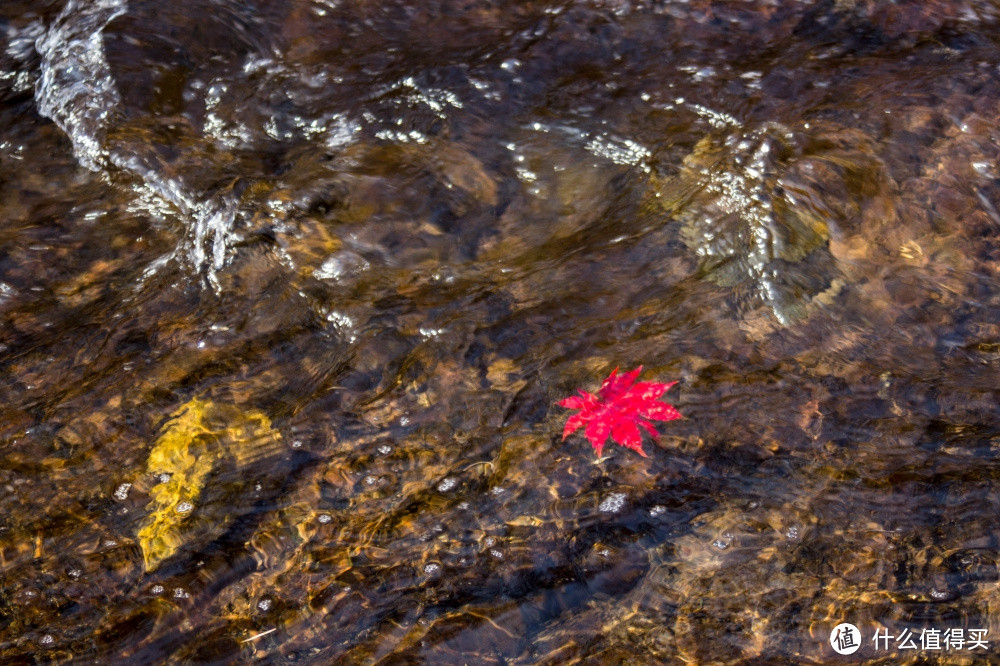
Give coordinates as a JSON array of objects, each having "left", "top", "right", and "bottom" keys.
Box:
[{"left": 650, "top": 121, "right": 894, "bottom": 326}]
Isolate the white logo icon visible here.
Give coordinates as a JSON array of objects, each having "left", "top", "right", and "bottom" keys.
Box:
[{"left": 831, "top": 623, "right": 861, "bottom": 655}]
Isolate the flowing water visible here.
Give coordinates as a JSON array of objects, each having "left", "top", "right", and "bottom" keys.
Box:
[{"left": 2, "top": 0, "right": 1000, "bottom": 663}]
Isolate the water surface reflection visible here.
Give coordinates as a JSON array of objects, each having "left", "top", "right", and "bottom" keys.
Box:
[{"left": 1, "top": 0, "right": 1000, "bottom": 662}]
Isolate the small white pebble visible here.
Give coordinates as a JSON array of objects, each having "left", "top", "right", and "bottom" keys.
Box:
[
  {"left": 423, "top": 563, "right": 441, "bottom": 575},
  {"left": 364, "top": 475, "right": 377, "bottom": 486},
  {"left": 175, "top": 501, "right": 193, "bottom": 514},
  {"left": 490, "top": 549, "right": 503, "bottom": 559},
  {"left": 113, "top": 483, "right": 131, "bottom": 501},
  {"left": 150, "top": 585, "right": 164, "bottom": 595},
  {"left": 291, "top": 440, "right": 303, "bottom": 448},
  {"left": 484, "top": 536, "right": 496, "bottom": 547},
  {"left": 712, "top": 539, "right": 731, "bottom": 550},
  {"left": 173, "top": 588, "right": 190, "bottom": 599},
  {"left": 377, "top": 444, "right": 392, "bottom": 455},
  {"left": 599, "top": 492, "right": 627, "bottom": 514},
  {"left": 437, "top": 477, "right": 457, "bottom": 492},
  {"left": 39, "top": 634, "right": 54, "bottom": 645},
  {"left": 257, "top": 598, "right": 273, "bottom": 611},
  {"left": 317, "top": 514, "right": 332, "bottom": 524},
  {"left": 157, "top": 473, "right": 171, "bottom": 484},
  {"left": 648, "top": 505, "right": 666, "bottom": 517}
]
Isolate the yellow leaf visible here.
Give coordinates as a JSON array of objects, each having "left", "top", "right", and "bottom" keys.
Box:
[{"left": 137, "top": 399, "right": 279, "bottom": 571}]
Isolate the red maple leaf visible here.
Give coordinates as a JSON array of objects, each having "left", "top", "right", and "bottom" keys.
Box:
[{"left": 557, "top": 366, "right": 682, "bottom": 458}]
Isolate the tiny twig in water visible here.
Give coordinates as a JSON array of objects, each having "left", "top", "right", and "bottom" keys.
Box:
[{"left": 241, "top": 628, "right": 277, "bottom": 643}]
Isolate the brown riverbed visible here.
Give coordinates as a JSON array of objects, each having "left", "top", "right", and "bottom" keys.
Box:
[{"left": 2, "top": 1, "right": 1000, "bottom": 663}]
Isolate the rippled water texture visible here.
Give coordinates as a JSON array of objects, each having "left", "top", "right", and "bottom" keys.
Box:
[{"left": 3, "top": 0, "right": 1000, "bottom": 663}]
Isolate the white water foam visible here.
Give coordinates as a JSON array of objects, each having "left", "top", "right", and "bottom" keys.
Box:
[
  {"left": 33, "top": 3, "right": 367, "bottom": 289},
  {"left": 34, "top": 0, "right": 239, "bottom": 287},
  {"left": 34, "top": 0, "right": 126, "bottom": 171}
]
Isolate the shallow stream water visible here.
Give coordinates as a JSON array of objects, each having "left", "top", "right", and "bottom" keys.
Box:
[{"left": 2, "top": 1, "right": 1000, "bottom": 663}]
